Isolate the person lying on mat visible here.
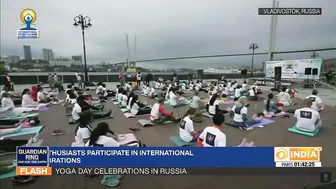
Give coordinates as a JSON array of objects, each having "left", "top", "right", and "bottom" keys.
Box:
[
  {"left": 72, "top": 96, "right": 110, "bottom": 122},
  {"left": 150, "top": 98, "right": 181, "bottom": 124},
  {"left": 294, "top": 99, "right": 322, "bottom": 133},
  {"left": 197, "top": 114, "right": 226, "bottom": 147},
  {"left": 277, "top": 87, "right": 292, "bottom": 106},
  {"left": 233, "top": 85, "right": 244, "bottom": 101},
  {"left": 263, "top": 93, "right": 283, "bottom": 116},
  {"left": 85, "top": 122, "right": 122, "bottom": 187},
  {"left": 72, "top": 116, "right": 92, "bottom": 147},
  {"left": 37, "top": 86, "right": 62, "bottom": 104},
  {"left": 305, "top": 89, "right": 324, "bottom": 112},
  {"left": 117, "top": 88, "right": 124, "bottom": 103},
  {"left": 126, "top": 92, "right": 134, "bottom": 110},
  {"left": 1, "top": 92, "right": 36, "bottom": 117},
  {"left": 120, "top": 91, "right": 128, "bottom": 108},
  {"left": 129, "top": 95, "right": 151, "bottom": 116},
  {"left": 169, "top": 88, "right": 187, "bottom": 107},
  {"left": 0, "top": 123, "right": 23, "bottom": 137},
  {"left": 21, "top": 89, "right": 49, "bottom": 108},
  {"left": 229, "top": 97, "right": 264, "bottom": 128},
  {"left": 207, "top": 94, "right": 229, "bottom": 116},
  {"left": 179, "top": 108, "right": 202, "bottom": 143}
]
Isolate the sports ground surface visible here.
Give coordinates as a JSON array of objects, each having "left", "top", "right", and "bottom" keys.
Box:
[{"left": 1, "top": 84, "right": 336, "bottom": 189}]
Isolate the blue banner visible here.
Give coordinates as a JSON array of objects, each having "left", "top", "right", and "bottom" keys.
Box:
[{"left": 17, "top": 147, "right": 275, "bottom": 167}]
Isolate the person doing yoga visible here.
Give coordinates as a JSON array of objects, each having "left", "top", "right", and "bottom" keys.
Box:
[
  {"left": 117, "top": 88, "right": 124, "bottom": 103},
  {"left": 229, "top": 97, "right": 264, "bottom": 128},
  {"left": 263, "top": 93, "right": 283, "bottom": 116},
  {"left": 129, "top": 95, "right": 151, "bottom": 116},
  {"left": 37, "top": 86, "right": 61, "bottom": 104},
  {"left": 65, "top": 91, "right": 77, "bottom": 115},
  {"left": 120, "top": 91, "right": 128, "bottom": 108},
  {"left": 0, "top": 123, "right": 23, "bottom": 137},
  {"left": 72, "top": 116, "right": 92, "bottom": 147},
  {"left": 179, "top": 108, "right": 203, "bottom": 143},
  {"left": 207, "top": 94, "right": 229, "bottom": 116},
  {"left": 305, "top": 89, "right": 324, "bottom": 112},
  {"left": 143, "top": 85, "right": 151, "bottom": 95},
  {"left": 126, "top": 92, "right": 134, "bottom": 110},
  {"left": 150, "top": 98, "right": 181, "bottom": 124},
  {"left": 197, "top": 114, "right": 226, "bottom": 147},
  {"left": 169, "top": 88, "right": 187, "bottom": 107},
  {"left": 72, "top": 96, "right": 110, "bottom": 122},
  {"left": 278, "top": 87, "right": 292, "bottom": 106},
  {"left": 21, "top": 89, "right": 49, "bottom": 108},
  {"left": 1, "top": 92, "right": 35, "bottom": 117},
  {"left": 294, "top": 99, "right": 322, "bottom": 133},
  {"left": 233, "top": 85, "right": 244, "bottom": 101},
  {"left": 85, "top": 122, "right": 122, "bottom": 187}
]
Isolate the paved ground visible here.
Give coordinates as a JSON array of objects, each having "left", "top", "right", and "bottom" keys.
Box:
[{"left": 1, "top": 82, "right": 336, "bottom": 189}]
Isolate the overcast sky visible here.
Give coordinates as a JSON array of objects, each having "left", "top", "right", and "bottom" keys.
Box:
[{"left": 1, "top": 0, "right": 336, "bottom": 69}]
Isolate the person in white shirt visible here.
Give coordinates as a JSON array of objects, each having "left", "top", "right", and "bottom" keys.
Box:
[
  {"left": 169, "top": 88, "right": 187, "bottom": 107},
  {"left": 179, "top": 108, "right": 203, "bottom": 143},
  {"left": 117, "top": 88, "right": 124, "bottom": 103},
  {"left": 0, "top": 92, "right": 35, "bottom": 117},
  {"left": 277, "top": 87, "right": 292, "bottom": 106},
  {"left": 21, "top": 89, "right": 49, "bottom": 108},
  {"left": 75, "top": 72, "right": 83, "bottom": 90},
  {"left": 207, "top": 94, "right": 229, "bottom": 116},
  {"left": 222, "top": 85, "right": 229, "bottom": 98},
  {"left": 294, "top": 99, "right": 322, "bottom": 132},
  {"left": 115, "top": 85, "right": 120, "bottom": 98},
  {"left": 65, "top": 91, "right": 77, "bottom": 115},
  {"left": 197, "top": 114, "right": 226, "bottom": 147},
  {"left": 195, "top": 83, "right": 201, "bottom": 91},
  {"left": 229, "top": 96, "right": 263, "bottom": 128},
  {"left": 190, "top": 91, "right": 202, "bottom": 109},
  {"left": 148, "top": 87, "right": 156, "bottom": 98},
  {"left": 305, "top": 90, "right": 324, "bottom": 112},
  {"left": 96, "top": 83, "right": 105, "bottom": 96},
  {"left": 165, "top": 86, "right": 172, "bottom": 99},
  {"left": 86, "top": 122, "right": 122, "bottom": 187},
  {"left": 248, "top": 87, "right": 257, "bottom": 101},
  {"left": 120, "top": 91, "right": 128, "bottom": 108},
  {"left": 242, "top": 81, "right": 248, "bottom": 91},
  {"left": 72, "top": 116, "right": 92, "bottom": 147},
  {"left": 143, "top": 86, "right": 151, "bottom": 95},
  {"left": 181, "top": 82, "right": 187, "bottom": 91},
  {"left": 189, "top": 83, "right": 194, "bottom": 90},
  {"left": 126, "top": 92, "right": 134, "bottom": 110},
  {"left": 233, "top": 85, "right": 244, "bottom": 101},
  {"left": 72, "top": 96, "right": 111, "bottom": 122},
  {"left": 129, "top": 95, "right": 151, "bottom": 115},
  {"left": 136, "top": 72, "right": 142, "bottom": 88},
  {"left": 150, "top": 98, "right": 180, "bottom": 124}
]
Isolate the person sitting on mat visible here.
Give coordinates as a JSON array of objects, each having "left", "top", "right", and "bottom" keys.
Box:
[
  {"left": 207, "top": 94, "right": 229, "bottom": 116},
  {"left": 169, "top": 88, "right": 187, "bottom": 107},
  {"left": 143, "top": 85, "right": 151, "bottom": 96},
  {"left": 126, "top": 92, "right": 134, "bottom": 110},
  {"left": 294, "top": 98, "right": 322, "bottom": 133},
  {"left": 37, "top": 86, "right": 62, "bottom": 104},
  {"left": 286, "top": 84, "right": 298, "bottom": 99},
  {"left": 197, "top": 114, "right": 227, "bottom": 147},
  {"left": 248, "top": 86, "right": 257, "bottom": 101},
  {"left": 21, "top": 89, "right": 49, "bottom": 108},
  {"left": 129, "top": 95, "right": 151, "bottom": 116},
  {"left": 117, "top": 88, "right": 124, "bottom": 104},
  {"left": 65, "top": 91, "right": 77, "bottom": 116},
  {"left": 278, "top": 86, "right": 292, "bottom": 106},
  {"left": 233, "top": 85, "right": 244, "bottom": 101},
  {"left": 165, "top": 86, "right": 173, "bottom": 100},
  {"left": 120, "top": 91, "right": 128, "bottom": 108},
  {"left": 229, "top": 97, "right": 264, "bottom": 128},
  {"left": 72, "top": 115, "right": 92, "bottom": 147},
  {"left": 148, "top": 87, "right": 156, "bottom": 98},
  {"left": 115, "top": 85, "right": 121, "bottom": 98},
  {"left": 85, "top": 122, "right": 122, "bottom": 187},
  {"left": 221, "top": 84, "right": 229, "bottom": 98},
  {"left": 72, "top": 96, "right": 110, "bottom": 122},
  {"left": 1, "top": 92, "right": 36, "bottom": 117},
  {"left": 305, "top": 89, "right": 324, "bottom": 112},
  {"left": 179, "top": 108, "right": 202, "bottom": 143},
  {"left": 263, "top": 93, "right": 283, "bottom": 116},
  {"left": 242, "top": 81, "right": 248, "bottom": 92},
  {"left": 150, "top": 98, "right": 181, "bottom": 124}
]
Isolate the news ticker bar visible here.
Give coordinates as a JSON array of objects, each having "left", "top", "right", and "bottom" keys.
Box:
[
  {"left": 16, "top": 167, "right": 336, "bottom": 176},
  {"left": 258, "top": 8, "right": 322, "bottom": 15}
]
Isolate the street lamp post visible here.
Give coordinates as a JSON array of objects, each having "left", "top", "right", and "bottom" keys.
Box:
[
  {"left": 73, "top": 15, "right": 92, "bottom": 86},
  {"left": 249, "top": 43, "right": 258, "bottom": 76}
]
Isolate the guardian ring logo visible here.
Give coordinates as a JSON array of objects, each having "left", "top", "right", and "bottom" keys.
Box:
[{"left": 17, "top": 9, "right": 39, "bottom": 39}]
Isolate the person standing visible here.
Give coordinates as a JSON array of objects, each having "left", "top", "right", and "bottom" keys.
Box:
[
  {"left": 136, "top": 72, "right": 142, "bottom": 88},
  {"left": 76, "top": 72, "right": 83, "bottom": 89},
  {"left": 48, "top": 73, "right": 55, "bottom": 90},
  {"left": 119, "top": 71, "right": 125, "bottom": 87}
]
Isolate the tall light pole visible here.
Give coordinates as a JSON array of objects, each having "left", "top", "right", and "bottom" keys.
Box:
[
  {"left": 311, "top": 51, "right": 319, "bottom": 59},
  {"left": 249, "top": 43, "right": 258, "bottom": 76},
  {"left": 73, "top": 15, "right": 92, "bottom": 86}
]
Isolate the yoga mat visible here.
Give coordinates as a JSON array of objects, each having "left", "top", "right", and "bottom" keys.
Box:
[
  {"left": 288, "top": 126, "right": 321, "bottom": 137},
  {"left": 0, "top": 126, "right": 44, "bottom": 139},
  {"left": 124, "top": 113, "right": 150, "bottom": 118},
  {"left": 120, "top": 108, "right": 129, "bottom": 113},
  {"left": 1, "top": 113, "right": 39, "bottom": 120},
  {"left": 223, "top": 99, "right": 235, "bottom": 105},
  {"left": 138, "top": 119, "right": 173, "bottom": 127},
  {"left": 264, "top": 111, "right": 287, "bottom": 118},
  {"left": 0, "top": 161, "right": 16, "bottom": 180},
  {"left": 170, "top": 136, "right": 197, "bottom": 147},
  {"left": 113, "top": 101, "right": 120, "bottom": 105},
  {"left": 247, "top": 118, "right": 275, "bottom": 129},
  {"left": 69, "top": 116, "right": 114, "bottom": 125},
  {"left": 39, "top": 107, "right": 49, "bottom": 111}
]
